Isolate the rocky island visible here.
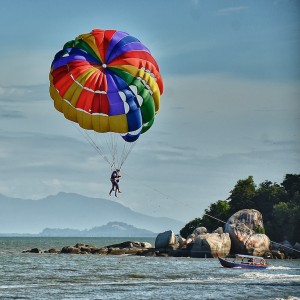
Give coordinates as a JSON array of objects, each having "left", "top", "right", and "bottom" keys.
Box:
[{"left": 23, "top": 209, "right": 300, "bottom": 259}]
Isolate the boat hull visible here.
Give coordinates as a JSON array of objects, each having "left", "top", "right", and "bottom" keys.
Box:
[{"left": 218, "top": 256, "right": 267, "bottom": 269}]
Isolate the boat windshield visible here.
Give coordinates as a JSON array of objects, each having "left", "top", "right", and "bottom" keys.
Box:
[{"left": 236, "top": 255, "right": 266, "bottom": 265}]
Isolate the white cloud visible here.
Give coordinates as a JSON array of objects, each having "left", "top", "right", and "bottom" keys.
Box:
[
  {"left": 0, "top": 50, "right": 52, "bottom": 86},
  {"left": 0, "top": 85, "right": 32, "bottom": 100}
]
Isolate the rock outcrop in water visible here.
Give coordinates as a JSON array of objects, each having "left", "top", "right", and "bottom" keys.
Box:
[
  {"left": 170, "top": 227, "right": 231, "bottom": 258},
  {"left": 23, "top": 241, "right": 154, "bottom": 256},
  {"left": 22, "top": 227, "right": 231, "bottom": 258},
  {"left": 151, "top": 228, "right": 231, "bottom": 258},
  {"left": 191, "top": 229, "right": 231, "bottom": 258},
  {"left": 22, "top": 209, "right": 299, "bottom": 259},
  {"left": 155, "top": 230, "right": 176, "bottom": 249},
  {"left": 224, "top": 209, "right": 271, "bottom": 256},
  {"left": 270, "top": 240, "right": 300, "bottom": 259}
]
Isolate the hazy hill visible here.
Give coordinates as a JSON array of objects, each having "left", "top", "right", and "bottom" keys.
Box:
[
  {"left": 0, "top": 192, "right": 184, "bottom": 234},
  {"left": 39, "top": 221, "right": 157, "bottom": 237}
]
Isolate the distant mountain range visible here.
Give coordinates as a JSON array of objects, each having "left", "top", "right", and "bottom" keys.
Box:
[
  {"left": 38, "top": 222, "right": 156, "bottom": 237},
  {"left": 0, "top": 192, "right": 184, "bottom": 235}
]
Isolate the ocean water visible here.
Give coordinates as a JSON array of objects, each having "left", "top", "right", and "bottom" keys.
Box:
[{"left": 0, "top": 237, "right": 299, "bottom": 300}]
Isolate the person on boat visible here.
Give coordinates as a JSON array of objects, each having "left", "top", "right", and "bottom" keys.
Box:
[{"left": 109, "top": 169, "right": 122, "bottom": 197}]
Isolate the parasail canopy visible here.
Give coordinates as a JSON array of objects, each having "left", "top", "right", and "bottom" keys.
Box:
[
  {"left": 49, "top": 29, "right": 163, "bottom": 169},
  {"left": 49, "top": 28, "right": 163, "bottom": 143}
]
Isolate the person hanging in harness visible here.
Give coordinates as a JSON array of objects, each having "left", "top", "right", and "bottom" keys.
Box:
[{"left": 109, "top": 169, "right": 122, "bottom": 197}]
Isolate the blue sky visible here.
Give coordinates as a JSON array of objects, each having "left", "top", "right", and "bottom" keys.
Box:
[{"left": 0, "top": 0, "right": 299, "bottom": 225}]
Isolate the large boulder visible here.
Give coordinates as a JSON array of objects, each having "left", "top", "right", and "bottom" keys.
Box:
[
  {"left": 293, "top": 243, "right": 300, "bottom": 258},
  {"left": 245, "top": 234, "right": 270, "bottom": 256},
  {"left": 271, "top": 240, "right": 296, "bottom": 258},
  {"left": 155, "top": 230, "right": 176, "bottom": 249},
  {"left": 225, "top": 209, "right": 270, "bottom": 255},
  {"left": 193, "top": 227, "right": 207, "bottom": 235},
  {"left": 104, "top": 241, "right": 153, "bottom": 255},
  {"left": 176, "top": 227, "right": 230, "bottom": 258},
  {"left": 191, "top": 232, "right": 231, "bottom": 258}
]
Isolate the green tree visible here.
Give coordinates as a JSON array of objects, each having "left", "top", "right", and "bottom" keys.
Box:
[
  {"left": 180, "top": 218, "right": 202, "bottom": 238},
  {"left": 202, "top": 200, "right": 231, "bottom": 230},
  {"left": 275, "top": 174, "right": 300, "bottom": 242},
  {"left": 253, "top": 180, "right": 285, "bottom": 221},
  {"left": 270, "top": 202, "right": 290, "bottom": 241},
  {"left": 228, "top": 176, "right": 256, "bottom": 214},
  {"left": 179, "top": 173, "right": 300, "bottom": 243},
  {"left": 288, "top": 204, "right": 300, "bottom": 242},
  {"left": 179, "top": 200, "right": 230, "bottom": 238},
  {"left": 281, "top": 174, "right": 300, "bottom": 200}
]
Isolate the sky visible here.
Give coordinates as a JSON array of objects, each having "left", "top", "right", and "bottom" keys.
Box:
[{"left": 0, "top": 0, "right": 299, "bottom": 225}]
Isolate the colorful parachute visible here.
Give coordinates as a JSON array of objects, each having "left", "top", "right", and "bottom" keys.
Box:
[{"left": 49, "top": 29, "right": 163, "bottom": 168}]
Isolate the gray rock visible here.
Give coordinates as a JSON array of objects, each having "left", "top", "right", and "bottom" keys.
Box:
[
  {"left": 193, "top": 227, "right": 207, "bottom": 235},
  {"left": 191, "top": 233, "right": 231, "bottom": 258},
  {"left": 108, "top": 248, "right": 127, "bottom": 255},
  {"left": 245, "top": 234, "right": 270, "bottom": 256},
  {"left": 139, "top": 249, "right": 157, "bottom": 257},
  {"left": 213, "top": 227, "right": 224, "bottom": 235},
  {"left": 124, "top": 247, "right": 144, "bottom": 255},
  {"left": 61, "top": 246, "right": 81, "bottom": 254},
  {"left": 272, "top": 250, "right": 285, "bottom": 259},
  {"left": 92, "top": 247, "right": 108, "bottom": 255},
  {"left": 46, "top": 248, "right": 58, "bottom": 254},
  {"left": 141, "top": 242, "right": 152, "bottom": 249},
  {"left": 155, "top": 230, "right": 176, "bottom": 249},
  {"left": 29, "top": 248, "right": 42, "bottom": 253},
  {"left": 79, "top": 246, "right": 92, "bottom": 253},
  {"left": 294, "top": 242, "right": 300, "bottom": 250}
]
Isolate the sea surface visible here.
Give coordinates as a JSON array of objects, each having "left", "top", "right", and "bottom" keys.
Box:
[{"left": 0, "top": 237, "right": 299, "bottom": 300}]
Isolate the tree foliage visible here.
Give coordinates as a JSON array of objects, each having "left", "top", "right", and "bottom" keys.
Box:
[
  {"left": 228, "top": 176, "right": 256, "bottom": 214},
  {"left": 179, "top": 200, "right": 230, "bottom": 238},
  {"left": 180, "top": 174, "right": 300, "bottom": 243}
]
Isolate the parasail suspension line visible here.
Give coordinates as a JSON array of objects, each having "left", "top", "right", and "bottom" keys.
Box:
[
  {"left": 72, "top": 123, "right": 137, "bottom": 171},
  {"left": 72, "top": 123, "right": 111, "bottom": 167},
  {"left": 204, "top": 213, "right": 226, "bottom": 224}
]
